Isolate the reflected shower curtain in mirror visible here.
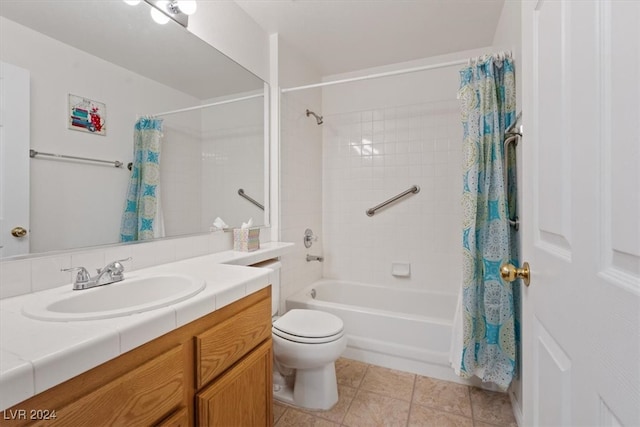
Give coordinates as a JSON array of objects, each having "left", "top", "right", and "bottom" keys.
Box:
[
  {"left": 450, "top": 54, "right": 519, "bottom": 390},
  {"left": 120, "top": 117, "right": 165, "bottom": 242}
]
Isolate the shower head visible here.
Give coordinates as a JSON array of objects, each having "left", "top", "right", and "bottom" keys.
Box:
[{"left": 306, "top": 109, "right": 323, "bottom": 125}]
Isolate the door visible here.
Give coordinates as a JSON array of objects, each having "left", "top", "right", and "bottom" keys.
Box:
[
  {"left": 521, "top": 1, "right": 640, "bottom": 425},
  {"left": 0, "top": 61, "right": 30, "bottom": 258}
]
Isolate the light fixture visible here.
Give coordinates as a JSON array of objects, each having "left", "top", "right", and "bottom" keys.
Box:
[
  {"left": 150, "top": 2, "right": 171, "bottom": 25},
  {"left": 171, "top": 0, "right": 197, "bottom": 15},
  {"left": 122, "top": 0, "right": 141, "bottom": 5},
  {"left": 144, "top": 0, "right": 197, "bottom": 27}
]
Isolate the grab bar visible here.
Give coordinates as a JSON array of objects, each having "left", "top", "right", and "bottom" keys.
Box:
[
  {"left": 503, "top": 131, "right": 521, "bottom": 230},
  {"left": 366, "top": 185, "right": 420, "bottom": 217},
  {"left": 238, "top": 188, "right": 264, "bottom": 210},
  {"left": 30, "top": 149, "right": 124, "bottom": 168}
]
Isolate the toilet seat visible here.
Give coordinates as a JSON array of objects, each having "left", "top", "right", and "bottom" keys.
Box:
[{"left": 273, "top": 309, "right": 344, "bottom": 344}]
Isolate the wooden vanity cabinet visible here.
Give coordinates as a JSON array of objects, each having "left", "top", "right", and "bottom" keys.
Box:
[{"left": 0, "top": 287, "right": 273, "bottom": 427}]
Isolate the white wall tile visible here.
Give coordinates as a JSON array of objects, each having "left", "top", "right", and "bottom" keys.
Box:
[
  {"left": 174, "top": 235, "right": 209, "bottom": 260},
  {"left": 279, "top": 87, "right": 324, "bottom": 308},
  {"left": 31, "top": 255, "right": 72, "bottom": 293},
  {"left": 321, "top": 98, "right": 462, "bottom": 294},
  {"left": 0, "top": 260, "right": 32, "bottom": 299}
]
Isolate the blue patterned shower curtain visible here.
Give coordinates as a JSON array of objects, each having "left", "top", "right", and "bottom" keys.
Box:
[
  {"left": 120, "top": 117, "right": 164, "bottom": 242},
  {"left": 452, "top": 54, "right": 519, "bottom": 390}
]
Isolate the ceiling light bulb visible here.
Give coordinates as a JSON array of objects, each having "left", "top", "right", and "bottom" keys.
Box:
[
  {"left": 123, "top": 0, "right": 141, "bottom": 5},
  {"left": 150, "top": 4, "right": 170, "bottom": 24},
  {"left": 176, "top": 0, "right": 197, "bottom": 15}
]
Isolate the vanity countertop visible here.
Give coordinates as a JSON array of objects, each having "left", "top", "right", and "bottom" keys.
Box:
[{"left": 0, "top": 241, "right": 294, "bottom": 411}]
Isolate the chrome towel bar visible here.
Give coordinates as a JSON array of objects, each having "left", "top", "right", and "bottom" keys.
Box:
[
  {"left": 30, "top": 149, "right": 124, "bottom": 168},
  {"left": 366, "top": 185, "right": 420, "bottom": 217},
  {"left": 238, "top": 188, "right": 264, "bottom": 210}
]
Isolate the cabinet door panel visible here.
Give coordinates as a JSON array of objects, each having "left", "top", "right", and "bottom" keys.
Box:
[
  {"left": 155, "top": 407, "right": 190, "bottom": 427},
  {"left": 196, "top": 298, "right": 271, "bottom": 388},
  {"left": 32, "top": 345, "right": 184, "bottom": 427},
  {"left": 197, "top": 341, "right": 273, "bottom": 427}
]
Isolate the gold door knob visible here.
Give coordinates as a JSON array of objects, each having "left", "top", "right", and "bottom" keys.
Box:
[
  {"left": 11, "top": 226, "right": 28, "bottom": 238},
  {"left": 500, "top": 262, "right": 531, "bottom": 286}
]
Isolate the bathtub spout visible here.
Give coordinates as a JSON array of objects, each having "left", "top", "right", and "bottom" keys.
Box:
[{"left": 306, "top": 254, "right": 324, "bottom": 262}]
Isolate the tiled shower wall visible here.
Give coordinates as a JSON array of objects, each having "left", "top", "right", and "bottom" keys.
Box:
[
  {"left": 322, "top": 99, "right": 462, "bottom": 294},
  {"left": 279, "top": 90, "right": 324, "bottom": 313}
]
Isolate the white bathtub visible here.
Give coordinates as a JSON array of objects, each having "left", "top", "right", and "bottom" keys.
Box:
[{"left": 286, "top": 279, "right": 465, "bottom": 383}]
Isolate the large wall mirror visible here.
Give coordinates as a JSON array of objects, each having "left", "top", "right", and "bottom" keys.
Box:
[{"left": 0, "top": 0, "right": 269, "bottom": 259}]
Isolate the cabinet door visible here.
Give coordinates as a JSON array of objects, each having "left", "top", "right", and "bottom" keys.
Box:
[
  {"left": 195, "top": 297, "right": 271, "bottom": 389},
  {"left": 155, "top": 407, "right": 190, "bottom": 427},
  {"left": 30, "top": 345, "right": 184, "bottom": 427},
  {"left": 197, "top": 340, "right": 272, "bottom": 427}
]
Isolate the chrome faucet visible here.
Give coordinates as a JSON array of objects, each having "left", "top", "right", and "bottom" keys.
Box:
[
  {"left": 306, "top": 254, "right": 324, "bottom": 262},
  {"left": 62, "top": 257, "right": 131, "bottom": 290}
]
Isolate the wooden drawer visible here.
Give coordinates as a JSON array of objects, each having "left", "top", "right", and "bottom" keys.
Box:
[
  {"left": 31, "top": 345, "right": 185, "bottom": 427},
  {"left": 195, "top": 297, "right": 271, "bottom": 388}
]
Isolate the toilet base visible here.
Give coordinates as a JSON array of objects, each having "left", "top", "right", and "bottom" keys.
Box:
[
  {"left": 273, "top": 383, "right": 295, "bottom": 406},
  {"left": 273, "top": 363, "right": 339, "bottom": 410}
]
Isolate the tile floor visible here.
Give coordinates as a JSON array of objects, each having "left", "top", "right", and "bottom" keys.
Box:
[{"left": 273, "top": 358, "right": 517, "bottom": 427}]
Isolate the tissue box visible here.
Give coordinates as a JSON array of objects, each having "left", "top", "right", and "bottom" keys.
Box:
[{"left": 233, "top": 228, "right": 260, "bottom": 252}]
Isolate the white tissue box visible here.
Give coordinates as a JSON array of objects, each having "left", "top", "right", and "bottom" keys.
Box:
[{"left": 233, "top": 228, "right": 260, "bottom": 252}]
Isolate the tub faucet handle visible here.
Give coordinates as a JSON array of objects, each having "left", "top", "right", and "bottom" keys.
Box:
[{"left": 304, "top": 228, "right": 318, "bottom": 248}]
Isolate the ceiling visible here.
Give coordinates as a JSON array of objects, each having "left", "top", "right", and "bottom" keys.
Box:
[{"left": 236, "top": 0, "right": 506, "bottom": 76}]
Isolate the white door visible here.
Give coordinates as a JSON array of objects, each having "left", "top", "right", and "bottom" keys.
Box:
[
  {"left": 521, "top": 1, "right": 640, "bottom": 426},
  {"left": 0, "top": 61, "right": 30, "bottom": 258}
]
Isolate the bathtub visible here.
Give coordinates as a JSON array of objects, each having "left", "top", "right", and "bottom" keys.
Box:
[{"left": 286, "top": 279, "right": 464, "bottom": 383}]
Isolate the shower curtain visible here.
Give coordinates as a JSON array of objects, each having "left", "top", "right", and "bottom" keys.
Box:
[
  {"left": 120, "top": 117, "right": 165, "bottom": 242},
  {"left": 450, "top": 54, "right": 519, "bottom": 391}
]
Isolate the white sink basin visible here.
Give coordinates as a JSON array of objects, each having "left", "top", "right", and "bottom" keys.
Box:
[{"left": 22, "top": 275, "right": 206, "bottom": 321}]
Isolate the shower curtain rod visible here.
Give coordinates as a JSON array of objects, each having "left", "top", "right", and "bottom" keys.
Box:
[
  {"left": 281, "top": 58, "right": 470, "bottom": 93},
  {"left": 149, "top": 93, "right": 264, "bottom": 117},
  {"left": 282, "top": 51, "right": 514, "bottom": 93}
]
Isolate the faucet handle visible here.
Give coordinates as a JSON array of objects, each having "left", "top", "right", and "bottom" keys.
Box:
[
  {"left": 61, "top": 266, "right": 91, "bottom": 284},
  {"left": 97, "top": 257, "right": 132, "bottom": 274}
]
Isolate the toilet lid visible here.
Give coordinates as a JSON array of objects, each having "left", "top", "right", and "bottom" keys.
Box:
[
  {"left": 273, "top": 309, "right": 344, "bottom": 339},
  {"left": 272, "top": 327, "right": 344, "bottom": 344}
]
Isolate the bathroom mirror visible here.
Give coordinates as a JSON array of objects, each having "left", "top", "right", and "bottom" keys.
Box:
[{"left": 0, "top": 0, "right": 269, "bottom": 259}]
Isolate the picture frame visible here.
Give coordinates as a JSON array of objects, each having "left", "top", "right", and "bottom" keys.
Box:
[{"left": 68, "top": 94, "right": 106, "bottom": 135}]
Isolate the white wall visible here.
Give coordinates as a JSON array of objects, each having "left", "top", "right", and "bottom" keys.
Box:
[
  {"left": 493, "top": 0, "right": 523, "bottom": 113},
  {"left": 278, "top": 37, "right": 324, "bottom": 313},
  {"left": 188, "top": 1, "right": 270, "bottom": 82},
  {"left": 0, "top": 18, "right": 201, "bottom": 253}
]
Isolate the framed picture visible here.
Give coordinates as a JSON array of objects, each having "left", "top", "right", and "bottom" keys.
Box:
[{"left": 68, "top": 94, "right": 106, "bottom": 135}]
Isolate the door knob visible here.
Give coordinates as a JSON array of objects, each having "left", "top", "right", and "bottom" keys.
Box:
[
  {"left": 11, "top": 227, "right": 28, "bottom": 238},
  {"left": 500, "top": 262, "right": 530, "bottom": 286}
]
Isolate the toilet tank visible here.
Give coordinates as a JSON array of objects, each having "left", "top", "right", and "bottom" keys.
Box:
[{"left": 249, "top": 259, "right": 281, "bottom": 316}]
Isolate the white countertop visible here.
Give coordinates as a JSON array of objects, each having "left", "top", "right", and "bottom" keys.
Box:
[{"left": 0, "top": 242, "right": 293, "bottom": 411}]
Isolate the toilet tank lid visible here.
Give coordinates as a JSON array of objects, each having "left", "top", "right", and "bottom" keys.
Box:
[{"left": 273, "top": 309, "right": 344, "bottom": 338}]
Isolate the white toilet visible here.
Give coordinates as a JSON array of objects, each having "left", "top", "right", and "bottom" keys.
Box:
[{"left": 253, "top": 259, "right": 347, "bottom": 410}]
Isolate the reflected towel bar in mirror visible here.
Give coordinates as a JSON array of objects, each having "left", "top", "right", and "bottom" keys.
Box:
[
  {"left": 238, "top": 188, "right": 264, "bottom": 210},
  {"left": 30, "top": 149, "right": 124, "bottom": 168}
]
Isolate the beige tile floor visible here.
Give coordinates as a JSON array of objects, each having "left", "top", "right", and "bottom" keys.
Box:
[{"left": 273, "top": 358, "right": 518, "bottom": 427}]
